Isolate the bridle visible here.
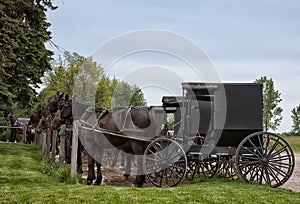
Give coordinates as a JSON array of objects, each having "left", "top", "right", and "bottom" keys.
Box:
[{"left": 59, "top": 98, "right": 73, "bottom": 125}]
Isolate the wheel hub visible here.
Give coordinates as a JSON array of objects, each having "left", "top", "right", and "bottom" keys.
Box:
[{"left": 260, "top": 157, "right": 268, "bottom": 165}]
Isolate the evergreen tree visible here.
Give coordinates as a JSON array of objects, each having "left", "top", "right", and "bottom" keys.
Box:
[
  {"left": 291, "top": 105, "right": 300, "bottom": 135},
  {"left": 0, "top": 0, "right": 56, "bottom": 108}
]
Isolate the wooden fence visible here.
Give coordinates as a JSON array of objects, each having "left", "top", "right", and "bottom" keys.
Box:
[{"left": 34, "top": 120, "right": 79, "bottom": 181}]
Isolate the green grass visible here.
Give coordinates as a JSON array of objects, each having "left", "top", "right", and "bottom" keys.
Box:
[
  {"left": 283, "top": 136, "right": 300, "bottom": 152},
  {"left": 0, "top": 142, "right": 300, "bottom": 204}
]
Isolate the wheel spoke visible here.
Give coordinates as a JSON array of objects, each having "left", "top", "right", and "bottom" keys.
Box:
[
  {"left": 266, "top": 165, "right": 281, "bottom": 185},
  {"left": 249, "top": 164, "right": 261, "bottom": 182},
  {"left": 264, "top": 165, "right": 271, "bottom": 185},
  {"left": 268, "top": 162, "right": 288, "bottom": 178},
  {"left": 266, "top": 137, "right": 280, "bottom": 156},
  {"left": 269, "top": 154, "right": 292, "bottom": 162},
  {"left": 241, "top": 146, "right": 261, "bottom": 158},
  {"left": 269, "top": 145, "right": 289, "bottom": 158},
  {"left": 148, "top": 149, "right": 162, "bottom": 161},
  {"left": 168, "top": 150, "right": 184, "bottom": 163},
  {"left": 248, "top": 137, "right": 263, "bottom": 157},
  {"left": 269, "top": 161, "right": 293, "bottom": 169}
]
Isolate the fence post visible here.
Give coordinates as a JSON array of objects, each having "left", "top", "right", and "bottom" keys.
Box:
[
  {"left": 46, "top": 128, "right": 51, "bottom": 157},
  {"left": 39, "top": 133, "right": 43, "bottom": 150},
  {"left": 23, "top": 126, "right": 27, "bottom": 144},
  {"left": 71, "top": 120, "right": 79, "bottom": 181},
  {"left": 52, "top": 130, "right": 57, "bottom": 162},
  {"left": 59, "top": 135, "right": 66, "bottom": 164},
  {"left": 42, "top": 131, "right": 47, "bottom": 157},
  {"left": 34, "top": 132, "right": 38, "bottom": 146}
]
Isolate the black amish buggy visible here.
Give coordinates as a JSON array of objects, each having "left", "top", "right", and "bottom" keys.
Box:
[{"left": 78, "top": 82, "right": 295, "bottom": 188}]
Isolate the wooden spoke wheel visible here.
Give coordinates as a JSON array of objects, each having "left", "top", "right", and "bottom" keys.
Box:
[
  {"left": 143, "top": 138, "right": 187, "bottom": 187},
  {"left": 235, "top": 132, "right": 295, "bottom": 188},
  {"left": 217, "top": 156, "right": 238, "bottom": 179},
  {"left": 218, "top": 162, "right": 238, "bottom": 179},
  {"left": 186, "top": 155, "right": 220, "bottom": 180}
]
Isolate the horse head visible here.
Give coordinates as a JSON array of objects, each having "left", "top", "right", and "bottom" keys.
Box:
[
  {"left": 35, "top": 106, "right": 52, "bottom": 133},
  {"left": 6, "top": 112, "right": 18, "bottom": 126},
  {"left": 47, "top": 91, "right": 65, "bottom": 113},
  {"left": 35, "top": 116, "right": 47, "bottom": 134}
]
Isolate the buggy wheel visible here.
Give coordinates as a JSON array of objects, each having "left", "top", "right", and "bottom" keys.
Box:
[
  {"left": 186, "top": 155, "right": 219, "bottom": 180},
  {"left": 143, "top": 138, "right": 187, "bottom": 187},
  {"left": 218, "top": 162, "right": 238, "bottom": 179},
  {"left": 217, "top": 156, "right": 238, "bottom": 179},
  {"left": 235, "top": 132, "right": 295, "bottom": 188}
]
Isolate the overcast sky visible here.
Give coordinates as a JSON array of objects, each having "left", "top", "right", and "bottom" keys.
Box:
[{"left": 46, "top": 0, "right": 300, "bottom": 132}]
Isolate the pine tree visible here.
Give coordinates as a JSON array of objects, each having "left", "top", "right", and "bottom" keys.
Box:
[{"left": 0, "top": 0, "right": 56, "bottom": 108}]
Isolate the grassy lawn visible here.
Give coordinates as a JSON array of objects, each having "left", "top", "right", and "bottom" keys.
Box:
[
  {"left": 0, "top": 142, "right": 300, "bottom": 204},
  {"left": 282, "top": 136, "right": 300, "bottom": 152}
]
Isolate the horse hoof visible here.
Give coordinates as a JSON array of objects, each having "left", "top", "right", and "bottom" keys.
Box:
[
  {"left": 94, "top": 179, "right": 102, "bottom": 185},
  {"left": 131, "top": 183, "right": 143, "bottom": 188},
  {"left": 87, "top": 180, "right": 93, "bottom": 185}
]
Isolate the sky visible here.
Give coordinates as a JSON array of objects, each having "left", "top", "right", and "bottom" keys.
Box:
[{"left": 46, "top": 0, "right": 300, "bottom": 133}]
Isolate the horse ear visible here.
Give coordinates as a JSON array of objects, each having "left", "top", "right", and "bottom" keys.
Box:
[
  {"left": 65, "top": 94, "right": 69, "bottom": 101},
  {"left": 59, "top": 92, "right": 65, "bottom": 99}
]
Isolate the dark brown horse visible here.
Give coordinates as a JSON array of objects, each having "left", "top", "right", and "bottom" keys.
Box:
[
  {"left": 60, "top": 99, "right": 155, "bottom": 187},
  {"left": 36, "top": 92, "right": 67, "bottom": 133},
  {"left": 6, "top": 112, "right": 24, "bottom": 142}
]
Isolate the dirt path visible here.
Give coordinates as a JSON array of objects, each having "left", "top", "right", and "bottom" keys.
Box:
[
  {"left": 81, "top": 152, "right": 300, "bottom": 191},
  {"left": 280, "top": 152, "right": 300, "bottom": 192}
]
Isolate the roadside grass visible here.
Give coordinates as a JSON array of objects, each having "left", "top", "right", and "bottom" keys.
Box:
[
  {"left": 1, "top": 142, "right": 300, "bottom": 204},
  {"left": 283, "top": 136, "right": 300, "bottom": 152}
]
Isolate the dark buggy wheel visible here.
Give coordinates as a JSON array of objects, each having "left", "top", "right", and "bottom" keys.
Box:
[
  {"left": 235, "top": 132, "right": 295, "bottom": 187},
  {"left": 143, "top": 138, "right": 187, "bottom": 187},
  {"left": 186, "top": 155, "right": 219, "bottom": 180}
]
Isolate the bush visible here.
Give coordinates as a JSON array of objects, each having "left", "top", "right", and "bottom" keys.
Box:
[{"left": 0, "top": 130, "right": 10, "bottom": 142}]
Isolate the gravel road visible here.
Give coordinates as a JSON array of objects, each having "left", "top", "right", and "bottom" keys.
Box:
[{"left": 280, "top": 152, "right": 300, "bottom": 192}]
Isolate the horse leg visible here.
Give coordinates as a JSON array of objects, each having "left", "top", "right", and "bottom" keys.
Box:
[
  {"left": 87, "top": 155, "right": 95, "bottom": 185},
  {"left": 77, "top": 141, "right": 83, "bottom": 174},
  {"left": 133, "top": 156, "right": 145, "bottom": 187},
  {"left": 13, "top": 130, "right": 17, "bottom": 142},
  {"left": 65, "top": 137, "right": 71, "bottom": 164},
  {"left": 110, "top": 150, "right": 118, "bottom": 168},
  {"left": 131, "top": 142, "right": 145, "bottom": 187},
  {"left": 10, "top": 129, "right": 15, "bottom": 142},
  {"left": 94, "top": 148, "right": 103, "bottom": 185},
  {"left": 123, "top": 154, "right": 132, "bottom": 179},
  {"left": 93, "top": 161, "right": 102, "bottom": 185},
  {"left": 56, "top": 136, "right": 60, "bottom": 155}
]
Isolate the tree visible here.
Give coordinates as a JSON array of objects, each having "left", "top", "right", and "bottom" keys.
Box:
[
  {"left": 111, "top": 80, "right": 147, "bottom": 108},
  {"left": 291, "top": 105, "right": 300, "bottom": 135},
  {"left": 40, "top": 52, "right": 147, "bottom": 109},
  {"left": 95, "top": 76, "right": 147, "bottom": 108},
  {"left": 73, "top": 57, "right": 103, "bottom": 104},
  {"left": 41, "top": 52, "right": 82, "bottom": 103},
  {"left": 129, "top": 85, "right": 147, "bottom": 106},
  {"left": 255, "top": 76, "right": 283, "bottom": 131},
  {"left": 95, "top": 75, "right": 112, "bottom": 108},
  {"left": 0, "top": 0, "right": 56, "bottom": 109}
]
